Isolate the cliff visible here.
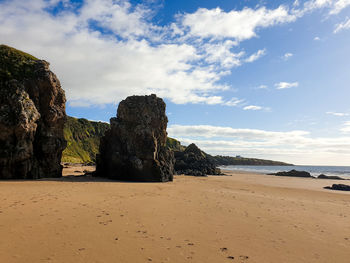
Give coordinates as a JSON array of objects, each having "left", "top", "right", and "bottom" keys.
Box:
[
  {"left": 62, "top": 116, "right": 110, "bottom": 163},
  {"left": 0, "top": 45, "right": 66, "bottom": 179}
]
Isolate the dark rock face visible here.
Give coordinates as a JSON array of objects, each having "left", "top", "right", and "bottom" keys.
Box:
[
  {"left": 96, "top": 94, "right": 175, "bottom": 182},
  {"left": 324, "top": 184, "right": 350, "bottom": 191},
  {"left": 174, "top": 143, "right": 221, "bottom": 176},
  {"left": 272, "top": 170, "right": 312, "bottom": 178},
  {"left": 0, "top": 45, "right": 66, "bottom": 179},
  {"left": 317, "top": 174, "right": 345, "bottom": 180}
]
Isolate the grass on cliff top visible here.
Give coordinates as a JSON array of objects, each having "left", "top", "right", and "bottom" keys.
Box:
[
  {"left": 0, "top": 44, "right": 39, "bottom": 81},
  {"left": 62, "top": 116, "right": 110, "bottom": 164}
]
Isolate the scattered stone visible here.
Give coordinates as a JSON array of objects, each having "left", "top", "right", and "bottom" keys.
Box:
[
  {"left": 270, "top": 170, "right": 313, "bottom": 178},
  {"left": 96, "top": 95, "right": 175, "bottom": 182},
  {"left": 0, "top": 45, "right": 66, "bottom": 179},
  {"left": 220, "top": 247, "right": 228, "bottom": 252},
  {"left": 317, "top": 174, "right": 345, "bottom": 180},
  {"left": 324, "top": 184, "right": 350, "bottom": 191},
  {"left": 227, "top": 256, "right": 235, "bottom": 259}
]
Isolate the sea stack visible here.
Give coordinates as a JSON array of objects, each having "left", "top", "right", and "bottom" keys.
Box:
[
  {"left": 96, "top": 94, "right": 175, "bottom": 182},
  {"left": 0, "top": 45, "right": 66, "bottom": 179}
]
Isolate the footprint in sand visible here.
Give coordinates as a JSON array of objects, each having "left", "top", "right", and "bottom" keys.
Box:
[
  {"left": 220, "top": 247, "right": 228, "bottom": 252},
  {"left": 227, "top": 256, "right": 234, "bottom": 260}
]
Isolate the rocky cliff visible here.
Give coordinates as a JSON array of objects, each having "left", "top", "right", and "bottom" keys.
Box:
[
  {"left": 96, "top": 94, "right": 175, "bottom": 182},
  {"left": 62, "top": 116, "right": 109, "bottom": 163},
  {"left": 0, "top": 45, "right": 66, "bottom": 179}
]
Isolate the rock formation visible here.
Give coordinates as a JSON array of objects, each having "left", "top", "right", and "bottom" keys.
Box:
[
  {"left": 96, "top": 94, "right": 175, "bottom": 182},
  {"left": 270, "top": 169, "right": 313, "bottom": 178},
  {"left": 324, "top": 184, "right": 350, "bottom": 191},
  {"left": 0, "top": 45, "right": 66, "bottom": 179},
  {"left": 317, "top": 174, "right": 346, "bottom": 180},
  {"left": 174, "top": 143, "right": 221, "bottom": 176}
]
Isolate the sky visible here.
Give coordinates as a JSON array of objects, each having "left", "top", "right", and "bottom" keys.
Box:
[{"left": 1, "top": 0, "right": 350, "bottom": 165}]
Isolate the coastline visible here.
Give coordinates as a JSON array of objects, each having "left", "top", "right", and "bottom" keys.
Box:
[{"left": 0, "top": 165, "right": 349, "bottom": 263}]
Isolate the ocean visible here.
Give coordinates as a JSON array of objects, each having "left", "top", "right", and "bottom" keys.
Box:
[{"left": 220, "top": 165, "right": 350, "bottom": 179}]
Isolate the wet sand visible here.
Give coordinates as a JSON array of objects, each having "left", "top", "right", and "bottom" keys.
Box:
[{"left": 0, "top": 166, "right": 349, "bottom": 263}]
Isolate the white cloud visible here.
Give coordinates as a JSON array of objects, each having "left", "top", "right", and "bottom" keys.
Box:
[
  {"left": 168, "top": 124, "right": 350, "bottom": 165},
  {"left": 244, "top": 49, "right": 266, "bottom": 63},
  {"left": 275, "top": 81, "right": 299, "bottom": 89},
  {"left": 314, "top": 36, "right": 321, "bottom": 40},
  {"left": 329, "top": 0, "right": 350, "bottom": 14},
  {"left": 223, "top": 98, "right": 245, "bottom": 107},
  {"left": 326, "top": 111, "right": 349, "bottom": 116},
  {"left": 255, "top": 85, "right": 268, "bottom": 90},
  {"left": 340, "top": 121, "right": 350, "bottom": 133},
  {"left": 243, "top": 105, "right": 263, "bottom": 111},
  {"left": 180, "top": 6, "right": 297, "bottom": 41},
  {"left": 283, "top": 52, "right": 293, "bottom": 60},
  {"left": 334, "top": 17, "right": 350, "bottom": 33},
  {"left": 299, "top": 0, "right": 350, "bottom": 15},
  {"left": 0, "top": 0, "right": 300, "bottom": 107}
]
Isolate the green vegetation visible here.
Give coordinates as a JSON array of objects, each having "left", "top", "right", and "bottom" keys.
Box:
[
  {"left": 0, "top": 45, "right": 39, "bottom": 81},
  {"left": 62, "top": 116, "right": 110, "bottom": 163},
  {"left": 166, "top": 137, "right": 186, "bottom": 151}
]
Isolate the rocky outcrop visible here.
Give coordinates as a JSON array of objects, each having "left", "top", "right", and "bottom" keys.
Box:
[
  {"left": 270, "top": 170, "right": 313, "bottom": 178},
  {"left": 0, "top": 45, "right": 66, "bottom": 179},
  {"left": 317, "top": 174, "right": 346, "bottom": 180},
  {"left": 174, "top": 143, "right": 221, "bottom": 176},
  {"left": 96, "top": 94, "right": 174, "bottom": 182},
  {"left": 324, "top": 184, "right": 350, "bottom": 191}
]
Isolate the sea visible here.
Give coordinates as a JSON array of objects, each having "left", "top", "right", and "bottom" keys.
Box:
[{"left": 219, "top": 165, "right": 350, "bottom": 179}]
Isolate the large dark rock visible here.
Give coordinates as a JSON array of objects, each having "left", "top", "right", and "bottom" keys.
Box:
[
  {"left": 324, "top": 184, "right": 350, "bottom": 191},
  {"left": 271, "top": 169, "right": 313, "bottom": 178},
  {"left": 317, "top": 174, "right": 346, "bottom": 180},
  {"left": 174, "top": 143, "right": 221, "bottom": 176},
  {"left": 96, "top": 94, "right": 175, "bottom": 182},
  {"left": 0, "top": 45, "right": 66, "bottom": 179}
]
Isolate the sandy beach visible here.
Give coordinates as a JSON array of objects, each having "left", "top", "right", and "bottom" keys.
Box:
[{"left": 0, "top": 166, "right": 349, "bottom": 263}]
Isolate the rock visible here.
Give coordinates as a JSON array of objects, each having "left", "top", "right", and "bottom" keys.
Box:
[
  {"left": 324, "top": 184, "right": 350, "bottom": 191},
  {"left": 272, "top": 169, "right": 312, "bottom": 178},
  {"left": 174, "top": 143, "right": 221, "bottom": 176},
  {"left": 0, "top": 45, "right": 66, "bottom": 179},
  {"left": 96, "top": 94, "right": 174, "bottom": 182},
  {"left": 317, "top": 174, "right": 346, "bottom": 180}
]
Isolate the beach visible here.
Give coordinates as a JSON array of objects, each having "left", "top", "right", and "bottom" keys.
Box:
[{"left": 0, "top": 166, "right": 349, "bottom": 263}]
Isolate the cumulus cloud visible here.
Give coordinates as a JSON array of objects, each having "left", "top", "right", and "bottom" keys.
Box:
[
  {"left": 0, "top": 0, "right": 299, "bottom": 107},
  {"left": 314, "top": 36, "right": 321, "bottom": 40},
  {"left": 180, "top": 6, "right": 297, "bottom": 41},
  {"left": 334, "top": 17, "right": 350, "bottom": 33},
  {"left": 275, "top": 81, "right": 299, "bottom": 89},
  {"left": 168, "top": 124, "right": 350, "bottom": 165}
]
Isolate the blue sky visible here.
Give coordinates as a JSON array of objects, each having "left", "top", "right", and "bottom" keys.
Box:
[{"left": 1, "top": 0, "right": 350, "bottom": 165}]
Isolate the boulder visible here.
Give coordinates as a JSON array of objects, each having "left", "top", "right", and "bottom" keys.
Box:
[
  {"left": 317, "top": 174, "right": 346, "bottom": 180},
  {"left": 96, "top": 94, "right": 174, "bottom": 182},
  {"left": 174, "top": 143, "right": 221, "bottom": 176},
  {"left": 324, "top": 184, "right": 350, "bottom": 191},
  {"left": 0, "top": 45, "right": 66, "bottom": 179},
  {"left": 272, "top": 169, "right": 312, "bottom": 178}
]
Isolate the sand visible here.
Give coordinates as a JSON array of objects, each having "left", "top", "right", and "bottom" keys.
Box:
[{"left": 0, "top": 167, "right": 349, "bottom": 263}]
